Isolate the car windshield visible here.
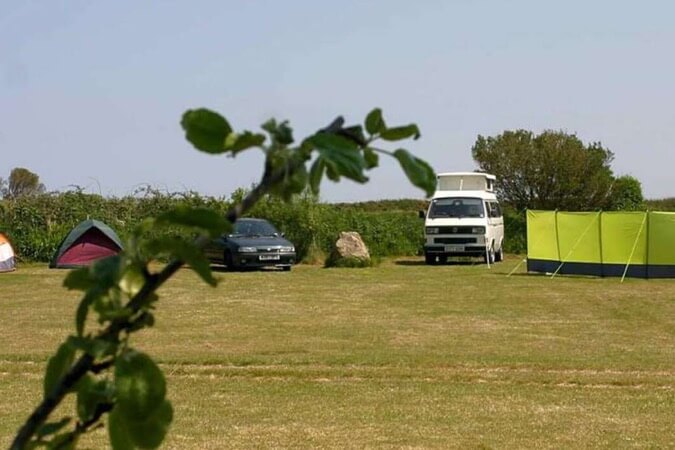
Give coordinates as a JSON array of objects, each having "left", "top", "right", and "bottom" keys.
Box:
[
  {"left": 231, "top": 220, "right": 279, "bottom": 237},
  {"left": 429, "top": 197, "right": 485, "bottom": 218}
]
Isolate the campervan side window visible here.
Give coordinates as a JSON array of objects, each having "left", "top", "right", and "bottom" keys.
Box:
[
  {"left": 429, "top": 198, "right": 485, "bottom": 218},
  {"left": 486, "top": 201, "right": 502, "bottom": 218}
]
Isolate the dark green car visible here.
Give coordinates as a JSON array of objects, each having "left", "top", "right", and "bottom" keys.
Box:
[{"left": 205, "top": 218, "right": 296, "bottom": 271}]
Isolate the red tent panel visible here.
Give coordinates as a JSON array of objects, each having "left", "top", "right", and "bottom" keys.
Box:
[{"left": 56, "top": 228, "right": 121, "bottom": 266}]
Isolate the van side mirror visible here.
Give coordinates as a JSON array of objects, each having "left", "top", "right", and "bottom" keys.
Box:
[{"left": 418, "top": 210, "right": 426, "bottom": 219}]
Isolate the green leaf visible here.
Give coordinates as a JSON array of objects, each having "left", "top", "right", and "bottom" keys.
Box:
[
  {"left": 76, "top": 375, "right": 114, "bottom": 423},
  {"left": 76, "top": 374, "right": 95, "bottom": 422},
  {"left": 308, "top": 158, "right": 325, "bottom": 194},
  {"left": 181, "top": 108, "right": 232, "bottom": 154},
  {"left": 145, "top": 237, "right": 217, "bottom": 286},
  {"left": 90, "top": 256, "right": 124, "bottom": 289},
  {"left": 365, "top": 108, "right": 386, "bottom": 135},
  {"left": 44, "top": 342, "right": 76, "bottom": 399},
  {"left": 108, "top": 407, "right": 135, "bottom": 450},
  {"left": 115, "top": 349, "right": 166, "bottom": 421},
  {"left": 93, "top": 290, "right": 130, "bottom": 323},
  {"left": 262, "top": 118, "right": 294, "bottom": 145},
  {"left": 128, "top": 311, "right": 155, "bottom": 333},
  {"left": 126, "top": 400, "right": 173, "bottom": 449},
  {"left": 63, "top": 255, "right": 122, "bottom": 293},
  {"left": 118, "top": 265, "right": 146, "bottom": 298},
  {"left": 75, "top": 290, "right": 99, "bottom": 336},
  {"left": 69, "top": 335, "right": 118, "bottom": 358},
  {"left": 340, "top": 125, "right": 367, "bottom": 146},
  {"left": 62, "top": 267, "right": 95, "bottom": 291},
  {"left": 275, "top": 164, "right": 308, "bottom": 201},
  {"left": 324, "top": 160, "right": 340, "bottom": 181},
  {"left": 310, "top": 133, "right": 368, "bottom": 183},
  {"left": 224, "top": 131, "right": 266, "bottom": 154},
  {"left": 155, "top": 206, "right": 230, "bottom": 237},
  {"left": 37, "top": 417, "right": 71, "bottom": 438},
  {"left": 380, "top": 124, "right": 421, "bottom": 141},
  {"left": 363, "top": 147, "right": 379, "bottom": 169},
  {"left": 393, "top": 149, "right": 436, "bottom": 197}
]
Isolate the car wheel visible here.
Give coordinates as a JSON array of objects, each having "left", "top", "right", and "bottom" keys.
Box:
[
  {"left": 484, "top": 245, "right": 495, "bottom": 265},
  {"left": 282, "top": 265, "right": 292, "bottom": 272},
  {"left": 425, "top": 253, "right": 436, "bottom": 265},
  {"left": 224, "top": 251, "right": 236, "bottom": 270},
  {"left": 438, "top": 255, "right": 448, "bottom": 265},
  {"left": 495, "top": 244, "right": 504, "bottom": 262}
]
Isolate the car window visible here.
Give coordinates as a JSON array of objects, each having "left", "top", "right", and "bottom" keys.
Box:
[
  {"left": 486, "top": 201, "right": 502, "bottom": 218},
  {"left": 493, "top": 202, "right": 502, "bottom": 218},
  {"left": 429, "top": 198, "right": 484, "bottom": 218},
  {"left": 232, "top": 220, "right": 279, "bottom": 236}
]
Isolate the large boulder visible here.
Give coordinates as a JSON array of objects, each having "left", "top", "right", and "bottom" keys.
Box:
[{"left": 325, "top": 232, "right": 371, "bottom": 268}]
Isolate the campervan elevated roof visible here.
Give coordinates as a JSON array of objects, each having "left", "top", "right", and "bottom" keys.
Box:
[{"left": 436, "top": 172, "right": 496, "bottom": 192}]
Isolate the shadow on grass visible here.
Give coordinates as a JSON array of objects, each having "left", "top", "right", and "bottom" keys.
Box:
[
  {"left": 504, "top": 271, "right": 604, "bottom": 280},
  {"left": 394, "top": 259, "right": 483, "bottom": 267},
  {"left": 210, "top": 264, "right": 290, "bottom": 273}
]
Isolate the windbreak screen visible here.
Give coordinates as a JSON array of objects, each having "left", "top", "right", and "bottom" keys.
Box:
[
  {"left": 601, "top": 212, "right": 647, "bottom": 265},
  {"left": 648, "top": 212, "right": 675, "bottom": 265},
  {"left": 526, "top": 210, "right": 558, "bottom": 261},
  {"left": 525, "top": 210, "right": 675, "bottom": 278},
  {"left": 556, "top": 212, "right": 601, "bottom": 263}
]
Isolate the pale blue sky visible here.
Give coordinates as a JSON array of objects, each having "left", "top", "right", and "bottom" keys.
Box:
[{"left": 2, "top": 0, "right": 674, "bottom": 201}]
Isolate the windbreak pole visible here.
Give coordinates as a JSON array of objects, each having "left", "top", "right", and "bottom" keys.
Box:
[{"left": 620, "top": 212, "right": 648, "bottom": 283}]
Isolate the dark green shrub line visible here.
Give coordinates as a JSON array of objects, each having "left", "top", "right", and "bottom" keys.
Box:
[{"left": 0, "top": 191, "right": 540, "bottom": 262}]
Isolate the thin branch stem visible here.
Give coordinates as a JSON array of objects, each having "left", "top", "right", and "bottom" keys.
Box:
[{"left": 11, "top": 158, "right": 303, "bottom": 450}]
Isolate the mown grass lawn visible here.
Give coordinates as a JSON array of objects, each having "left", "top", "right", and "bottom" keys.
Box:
[{"left": 1, "top": 257, "right": 674, "bottom": 449}]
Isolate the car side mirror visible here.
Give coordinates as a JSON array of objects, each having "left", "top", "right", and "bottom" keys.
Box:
[{"left": 418, "top": 210, "right": 426, "bottom": 219}]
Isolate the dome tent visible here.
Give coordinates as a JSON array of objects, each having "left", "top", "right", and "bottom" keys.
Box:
[
  {"left": 0, "top": 232, "right": 17, "bottom": 272},
  {"left": 50, "top": 219, "right": 123, "bottom": 269}
]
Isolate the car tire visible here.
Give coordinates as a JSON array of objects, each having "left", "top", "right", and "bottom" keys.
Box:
[
  {"left": 282, "top": 265, "right": 292, "bottom": 272},
  {"left": 484, "top": 245, "right": 495, "bottom": 265},
  {"left": 425, "top": 253, "right": 436, "bottom": 265},
  {"left": 224, "top": 251, "right": 236, "bottom": 270},
  {"left": 495, "top": 244, "right": 504, "bottom": 262}
]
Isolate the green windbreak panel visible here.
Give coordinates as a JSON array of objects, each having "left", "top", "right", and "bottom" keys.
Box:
[
  {"left": 601, "top": 212, "right": 647, "bottom": 264},
  {"left": 647, "top": 212, "right": 675, "bottom": 265},
  {"left": 526, "top": 210, "right": 558, "bottom": 260},
  {"left": 556, "top": 212, "right": 601, "bottom": 263}
]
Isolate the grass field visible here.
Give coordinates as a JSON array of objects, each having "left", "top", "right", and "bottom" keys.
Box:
[{"left": 1, "top": 257, "right": 674, "bottom": 449}]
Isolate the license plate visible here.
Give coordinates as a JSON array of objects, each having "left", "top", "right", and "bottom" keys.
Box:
[
  {"left": 445, "top": 245, "right": 464, "bottom": 252},
  {"left": 259, "top": 255, "right": 280, "bottom": 261}
]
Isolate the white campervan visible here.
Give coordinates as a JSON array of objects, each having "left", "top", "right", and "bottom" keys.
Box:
[{"left": 420, "top": 172, "right": 504, "bottom": 265}]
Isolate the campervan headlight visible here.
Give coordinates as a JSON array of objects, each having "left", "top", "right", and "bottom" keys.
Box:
[
  {"left": 471, "top": 227, "right": 486, "bottom": 234},
  {"left": 426, "top": 227, "right": 439, "bottom": 234}
]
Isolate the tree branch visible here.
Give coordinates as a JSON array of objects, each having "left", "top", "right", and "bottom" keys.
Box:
[{"left": 11, "top": 159, "right": 302, "bottom": 450}]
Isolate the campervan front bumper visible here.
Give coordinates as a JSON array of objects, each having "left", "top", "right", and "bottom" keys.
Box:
[
  {"left": 424, "top": 244, "right": 487, "bottom": 257},
  {"left": 424, "top": 233, "right": 487, "bottom": 257}
]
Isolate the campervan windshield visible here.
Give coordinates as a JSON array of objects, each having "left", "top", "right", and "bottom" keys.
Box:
[{"left": 429, "top": 197, "right": 485, "bottom": 219}]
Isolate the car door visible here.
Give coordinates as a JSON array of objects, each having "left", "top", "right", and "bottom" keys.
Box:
[{"left": 205, "top": 234, "right": 226, "bottom": 261}]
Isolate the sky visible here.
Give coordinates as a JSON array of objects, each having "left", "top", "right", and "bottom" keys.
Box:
[{"left": 1, "top": 0, "right": 674, "bottom": 202}]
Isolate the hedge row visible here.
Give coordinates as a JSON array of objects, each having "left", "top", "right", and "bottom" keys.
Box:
[{"left": 0, "top": 191, "right": 530, "bottom": 263}]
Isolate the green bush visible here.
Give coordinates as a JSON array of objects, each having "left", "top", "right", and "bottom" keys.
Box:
[
  {"left": 645, "top": 198, "right": 675, "bottom": 211},
  {"left": 502, "top": 207, "right": 527, "bottom": 254},
  {"left": 0, "top": 191, "right": 542, "bottom": 262},
  {"left": 0, "top": 191, "right": 425, "bottom": 263}
]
